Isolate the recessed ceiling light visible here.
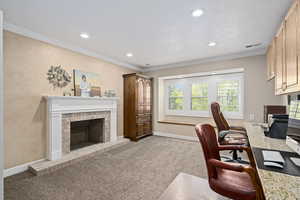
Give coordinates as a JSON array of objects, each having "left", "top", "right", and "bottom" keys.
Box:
[
  {"left": 192, "top": 9, "right": 204, "bottom": 17},
  {"left": 126, "top": 53, "right": 133, "bottom": 57},
  {"left": 80, "top": 33, "right": 89, "bottom": 39},
  {"left": 208, "top": 42, "right": 217, "bottom": 47}
]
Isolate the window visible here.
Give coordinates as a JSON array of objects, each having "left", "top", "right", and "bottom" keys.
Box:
[
  {"left": 191, "top": 83, "right": 208, "bottom": 111},
  {"left": 217, "top": 80, "right": 239, "bottom": 112},
  {"left": 289, "top": 101, "right": 300, "bottom": 119},
  {"left": 168, "top": 83, "right": 184, "bottom": 110},
  {"left": 163, "top": 69, "right": 244, "bottom": 119}
]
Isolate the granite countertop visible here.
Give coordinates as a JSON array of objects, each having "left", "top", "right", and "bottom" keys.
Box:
[{"left": 244, "top": 122, "right": 300, "bottom": 200}]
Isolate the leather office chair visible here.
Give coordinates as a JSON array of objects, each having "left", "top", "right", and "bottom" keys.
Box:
[
  {"left": 211, "top": 102, "right": 247, "bottom": 133},
  {"left": 195, "top": 124, "right": 265, "bottom": 200},
  {"left": 211, "top": 102, "right": 248, "bottom": 162}
]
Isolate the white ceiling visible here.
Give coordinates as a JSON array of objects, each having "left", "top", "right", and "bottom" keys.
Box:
[{"left": 0, "top": 0, "right": 293, "bottom": 70}]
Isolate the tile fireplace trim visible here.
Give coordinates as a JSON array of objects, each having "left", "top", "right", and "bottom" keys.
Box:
[{"left": 44, "top": 96, "right": 118, "bottom": 161}]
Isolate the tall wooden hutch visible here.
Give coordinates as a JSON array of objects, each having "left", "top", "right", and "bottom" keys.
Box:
[{"left": 123, "top": 73, "right": 153, "bottom": 141}]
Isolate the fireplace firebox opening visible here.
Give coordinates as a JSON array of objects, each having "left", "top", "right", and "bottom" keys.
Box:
[{"left": 70, "top": 118, "right": 104, "bottom": 151}]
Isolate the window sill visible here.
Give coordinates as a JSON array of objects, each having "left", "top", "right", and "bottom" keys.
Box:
[
  {"left": 157, "top": 120, "right": 216, "bottom": 128},
  {"left": 165, "top": 112, "right": 210, "bottom": 118},
  {"left": 158, "top": 120, "right": 196, "bottom": 126},
  {"left": 164, "top": 113, "right": 244, "bottom": 120}
]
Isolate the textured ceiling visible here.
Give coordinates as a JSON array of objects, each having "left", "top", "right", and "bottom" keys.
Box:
[{"left": 0, "top": 0, "right": 293, "bottom": 70}]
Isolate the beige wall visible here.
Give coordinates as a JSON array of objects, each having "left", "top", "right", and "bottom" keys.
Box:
[
  {"left": 4, "top": 31, "right": 136, "bottom": 169},
  {"left": 144, "top": 55, "right": 283, "bottom": 137}
]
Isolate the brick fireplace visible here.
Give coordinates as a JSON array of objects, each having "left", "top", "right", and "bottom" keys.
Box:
[{"left": 45, "top": 96, "right": 118, "bottom": 161}]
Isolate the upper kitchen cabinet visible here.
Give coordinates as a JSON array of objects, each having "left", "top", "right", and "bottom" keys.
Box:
[
  {"left": 272, "top": 0, "right": 300, "bottom": 95},
  {"left": 275, "top": 25, "right": 285, "bottom": 95},
  {"left": 267, "top": 40, "right": 276, "bottom": 80},
  {"left": 285, "top": 1, "right": 299, "bottom": 91}
]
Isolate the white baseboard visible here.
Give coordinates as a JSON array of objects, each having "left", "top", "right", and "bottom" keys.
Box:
[
  {"left": 153, "top": 131, "right": 198, "bottom": 142},
  {"left": 4, "top": 159, "right": 46, "bottom": 178},
  {"left": 118, "top": 136, "right": 125, "bottom": 140}
]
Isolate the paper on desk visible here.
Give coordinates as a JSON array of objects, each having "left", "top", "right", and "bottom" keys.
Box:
[{"left": 262, "top": 150, "right": 285, "bottom": 164}]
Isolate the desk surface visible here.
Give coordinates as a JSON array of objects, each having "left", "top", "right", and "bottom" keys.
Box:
[{"left": 245, "top": 122, "right": 300, "bottom": 200}]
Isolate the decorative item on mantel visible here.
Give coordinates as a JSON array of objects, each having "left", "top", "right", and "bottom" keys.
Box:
[
  {"left": 104, "top": 90, "right": 116, "bottom": 97},
  {"left": 73, "top": 69, "right": 101, "bottom": 97},
  {"left": 47, "top": 65, "right": 72, "bottom": 88},
  {"left": 63, "top": 91, "right": 72, "bottom": 96}
]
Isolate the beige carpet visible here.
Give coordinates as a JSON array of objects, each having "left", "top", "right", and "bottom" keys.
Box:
[{"left": 5, "top": 136, "right": 209, "bottom": 200}]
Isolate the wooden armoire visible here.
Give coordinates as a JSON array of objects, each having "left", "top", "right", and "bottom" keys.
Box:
[{"left": 123, "top": 73, "right": 153, "bottom": 141}]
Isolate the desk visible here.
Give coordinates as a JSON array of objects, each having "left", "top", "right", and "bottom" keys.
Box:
[{"left": 245, "top": 123, "right": 300, "bottom": 200}]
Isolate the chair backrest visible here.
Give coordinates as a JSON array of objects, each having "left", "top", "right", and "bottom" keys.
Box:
[
  {"left": 211, "top": 102, "right": 230, "bottom": 132},
  {"left": 195, "top": 124, "right": 221, "bottom": 179}
]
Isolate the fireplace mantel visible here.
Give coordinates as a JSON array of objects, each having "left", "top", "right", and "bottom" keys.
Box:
[{"left": 44, "top": 96, "right": 118, "bottom": 161}]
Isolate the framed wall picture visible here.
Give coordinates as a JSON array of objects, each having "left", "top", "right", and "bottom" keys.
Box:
[{"left": 73, "top": 69, "right": 101, "bottom": 97}]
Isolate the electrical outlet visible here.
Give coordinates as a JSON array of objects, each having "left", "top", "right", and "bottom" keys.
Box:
[{"left": 249, "top": 114, "right": 255, "bottom": 121}]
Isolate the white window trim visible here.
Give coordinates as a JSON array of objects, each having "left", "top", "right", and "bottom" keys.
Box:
[{"left": 159, "top": 68, "right": 245, "bottom": 120}]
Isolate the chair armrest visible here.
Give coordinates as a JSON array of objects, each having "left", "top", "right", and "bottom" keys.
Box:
[
  {"left": 208, "top": 159, "right": 244, "bottom": 172},
  {"left": 228, "top": 129, "right": 247, "bottom": 136},
  {"left": 230, "top": 126, "right": 246, "bottom": 131},
  {"left": 218, "top": 145, "right": 249, "bottom": 152},
  {"left": 209, "top": 158, "right": 264, "bottom": 198},
  {"left": 218, "top": 145, "right": 256, "bottom": 168}
]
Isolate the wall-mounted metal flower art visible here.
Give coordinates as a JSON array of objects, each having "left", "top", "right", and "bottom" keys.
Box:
[{"left": 47, "top": 65, "right": 72, "bottom": 88}]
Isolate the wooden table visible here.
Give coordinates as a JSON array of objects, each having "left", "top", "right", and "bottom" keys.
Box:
[
  {"left": 158, "top": 173, "right": 229, "bottom": 200},
  {"left": 245, "top": 122, "right": 300, "bottom": 200}
]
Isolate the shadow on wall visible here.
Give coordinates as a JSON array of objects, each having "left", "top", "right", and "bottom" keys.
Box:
[{"left": 32, "top": 98, "right": 47, "bottom": 157}]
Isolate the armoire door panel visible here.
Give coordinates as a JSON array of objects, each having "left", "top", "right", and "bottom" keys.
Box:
[
  {"left": 136, "top": 115, "right": 144, "bottom": 124},
  {"left": 136, "top": 124, "right": 144, "bottom": 137},
  {"left": 136, "top": 78, "right": 144, "bottom": 113},
  {"left": 144, "top": 114, "right": 152, "bottom": 122},
  {"left": 143, "top": 122, "right": 152, "bottom": 134},
  {"left": 137, "top": 105, "right": 144, "bottom": 115}
]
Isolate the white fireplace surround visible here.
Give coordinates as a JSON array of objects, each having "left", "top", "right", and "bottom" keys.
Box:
[{"left": 44, "top": 96, "right": 118, "bottom": 161}]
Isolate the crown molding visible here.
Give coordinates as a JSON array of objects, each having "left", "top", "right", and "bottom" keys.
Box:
[
  {"left": 158, "top": 68, "right": 244, "bottom": 80},
  {"left": 3, "top": 22, "right": 142, "bottom": 71},
  {"left": 142, "top": 47, "right": 267, "bottom": 72}
]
